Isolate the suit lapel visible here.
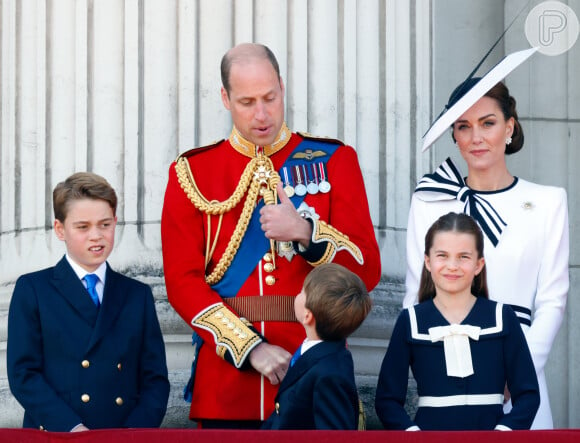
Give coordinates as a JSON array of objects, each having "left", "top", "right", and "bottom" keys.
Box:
[
  {"left": 277, "top": 340, "right": 347, "bottom": 396},
  {"left": 87, "top": 264, "right": 127, "bottom": 351},
  {"left": 51, "top": 257, "right": 99, "bottom": 326}
]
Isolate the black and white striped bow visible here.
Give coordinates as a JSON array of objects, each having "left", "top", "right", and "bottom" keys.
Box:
[{"left": 414, "top": 157, "right": 507, "bottom": 247}]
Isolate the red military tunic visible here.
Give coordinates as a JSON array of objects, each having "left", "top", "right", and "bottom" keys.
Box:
[{"left": 161, "top": 127, "right": 381, "bottom": 421}]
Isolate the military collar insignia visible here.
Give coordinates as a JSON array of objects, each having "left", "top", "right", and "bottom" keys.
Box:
[{"left": 229, "top": 123, "right": 291, "bottom": 158}]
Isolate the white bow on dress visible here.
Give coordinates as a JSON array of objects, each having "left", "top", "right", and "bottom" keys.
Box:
[{"left": 429, "top": 324, "right": 481, "bottom": 378}]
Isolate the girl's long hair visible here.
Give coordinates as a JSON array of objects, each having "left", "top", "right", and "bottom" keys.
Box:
[{"left": 418, "top": 212, "right": 489, "bottom": 303}]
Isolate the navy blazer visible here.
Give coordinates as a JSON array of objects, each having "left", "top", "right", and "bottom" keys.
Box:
[
  {"left": 262, "top": 339, "right": 359, "bottom": 430},
  {"left": 7, "top": 257, "right": 170, "bottom": 431}
]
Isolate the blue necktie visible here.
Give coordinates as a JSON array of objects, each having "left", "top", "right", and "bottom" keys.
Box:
[
  {"left": 84, "top": 274, "right": 100, "bottom": 307},
  {"left": 290, "top": 347, "right": 301, "bottom": 367}
]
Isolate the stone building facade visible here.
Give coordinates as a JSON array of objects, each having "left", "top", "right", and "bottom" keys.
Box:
[{"left": 1, "top": 0, "right": 578, "bottom": 428}]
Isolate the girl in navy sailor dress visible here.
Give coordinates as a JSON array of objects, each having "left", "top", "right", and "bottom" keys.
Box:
[{"left": 375, "top": 212, "right": 539, "bottom": 430}]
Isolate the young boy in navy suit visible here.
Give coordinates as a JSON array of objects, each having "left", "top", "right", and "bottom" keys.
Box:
[
  {"left": 262, "top": 263, "right": 372, "bottom": 430},
  {"left": 7, "top": 172, "right": 170, "bottom": 432}
]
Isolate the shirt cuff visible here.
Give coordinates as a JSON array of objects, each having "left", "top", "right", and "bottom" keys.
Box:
[
  {"left": 495, "top": 424, "right": 512, "bottom": 431},
  {"left": 292, "top": 219, "right": 327, "bottom": 262}
]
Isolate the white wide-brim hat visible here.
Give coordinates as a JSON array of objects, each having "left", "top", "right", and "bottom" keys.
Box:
[{"left": 422, "top": 46, "right": 538, "bottom": 152}]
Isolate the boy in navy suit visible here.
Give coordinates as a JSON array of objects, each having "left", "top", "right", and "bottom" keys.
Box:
[
  {"left": 262, "top": 263, "right": 372, "bottom": 430},
  {"left": 7, "top": 172, "right": 170, "bottom": 431}
]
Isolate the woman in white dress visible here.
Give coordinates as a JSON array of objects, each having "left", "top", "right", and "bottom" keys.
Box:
[{"left": 404, "top": 78, "right": 569, "bottom": 429}]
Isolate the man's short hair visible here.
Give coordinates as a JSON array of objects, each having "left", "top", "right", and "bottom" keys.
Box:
[{"left": 220, "top": 43, "right": 280, "bottom": 95}]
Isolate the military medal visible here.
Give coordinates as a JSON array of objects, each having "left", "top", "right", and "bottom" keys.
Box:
[
  {"left": 305, "top": 164, "right": 319, "bottom": 195},
  {"left": 294, "top": 165, "right": 307, "bottom": 196},
  {"left": 284, "top": 185, "right": 295, "bottom": 197},
  {"left": 318, "top": 162, "right": 331, "bottom": 193},
  {"left": 282, "top": 167, "right": 295, "bottom": 197},
  {"left": 306, "top": 183, "right": 318, "bottom": 194},
  {"left": 318, "top": 180, "right": 331, "bottom": 193}
]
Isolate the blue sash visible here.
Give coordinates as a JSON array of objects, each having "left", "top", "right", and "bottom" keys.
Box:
[{"left": 211, "top": 139, "right": 340, "bottom": 297}]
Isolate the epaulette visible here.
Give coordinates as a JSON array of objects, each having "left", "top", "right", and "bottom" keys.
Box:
[
  {"left": 174, "top": 139, "right": 224, "bottom": 162},
  {"left": 297, "top": 131, "right": 344, "bottom": 146}
]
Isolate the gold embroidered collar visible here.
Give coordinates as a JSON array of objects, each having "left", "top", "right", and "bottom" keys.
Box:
[{"left": 229, "top": 123, "right": 291, "bottom": 158}]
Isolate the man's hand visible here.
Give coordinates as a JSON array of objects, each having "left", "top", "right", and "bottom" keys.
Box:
[
  {"left": 259, "top": 183, "right": 312, "bottom": 246},
  {"left": 249, "top": 342, "right": 292, "bottom": 385}
]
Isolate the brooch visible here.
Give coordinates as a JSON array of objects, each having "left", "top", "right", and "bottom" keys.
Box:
[{"left": 522, "top": 201, "right": 534, "bottom": 210}]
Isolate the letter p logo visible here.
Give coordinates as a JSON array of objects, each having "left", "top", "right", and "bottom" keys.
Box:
[
  {"left": 539, "top": 10, "right": 567, "bottom": 46},
  {"left": 526, "top": 1, "right": 579, "bottom": 56}
]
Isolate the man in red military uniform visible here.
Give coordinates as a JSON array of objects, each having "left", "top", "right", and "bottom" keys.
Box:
[{"left": 161, "top": 43, "right": 381, "bottom": 429}]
